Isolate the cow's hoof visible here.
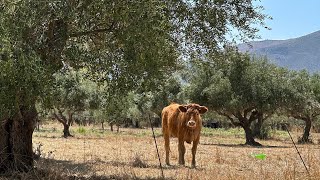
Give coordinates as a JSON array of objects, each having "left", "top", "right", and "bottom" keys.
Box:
[{"left": 178, "top": 162, "right": 185, "bottom": 166}]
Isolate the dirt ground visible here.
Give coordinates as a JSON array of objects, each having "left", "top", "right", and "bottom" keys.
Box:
[{"left": 30, "top": 123, "right": 320, "bottom": 180}]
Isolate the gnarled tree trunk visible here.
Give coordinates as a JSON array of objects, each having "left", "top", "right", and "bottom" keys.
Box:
[
  {"left": 110, "top": 122, "right": 114, "bottom": 132},
  {"left": 53, "top": 109, "right": 74, "bottom": 138},
  {"left": 101, "top": 122, "right": 105, "bottom": 130},
  {"left": 236, "top": 111, "right": 262, "bottom": 146},
  {"left": 63, "top": 124, "right": 72, "bottom": 138},
  {"left": 116, "top": 124, "right": 120, "bottom": 132},
  {"left": 219, "top": 110, "right": 262, "bottom": 146},
  {"left": 299, "top": 117, "right": 312, "bottom": 143},
  {"left": 0, "top": 105, "right": 37, "bottom": 172},
  {"left": 243, "top": 124, "right": 262, "bottom": 146}
]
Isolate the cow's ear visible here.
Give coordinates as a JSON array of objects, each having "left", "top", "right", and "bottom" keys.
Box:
[
  {"left": 199, "top": 106, "right": 208, "bottom": 114},
  {"left": 178, "top": 105, "right": 188, "bottom": 112}
]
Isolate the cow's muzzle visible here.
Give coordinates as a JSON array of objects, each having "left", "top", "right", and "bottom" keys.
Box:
[{"left": 187, "top": 120, "right": 196, "bottom": 128}]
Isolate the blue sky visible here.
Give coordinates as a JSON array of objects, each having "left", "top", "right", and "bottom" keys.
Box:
[{"left": 254, "top": 0, "right": 320, "bottom": 40}]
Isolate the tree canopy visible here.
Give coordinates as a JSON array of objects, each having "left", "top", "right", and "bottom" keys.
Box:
[
  {"left": 187, "top": 49, "right": 290, "bottom": 145},
  {"left": 284, "top": 71, "right": 320, "bottom": 143}
]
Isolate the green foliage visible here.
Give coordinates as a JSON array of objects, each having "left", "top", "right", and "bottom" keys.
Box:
[
  {"left": 186, "top": 48, "right": 293, "bottom": 145},
  {"left": 256, "top": 123, "right": 272, "bottom": 140},
  {"left": 47, "top": 68, "right": 103, "bottom": 116},
  {"left": 52, "top": 70, "right": 88, "bottom": 111},
  {"left": 167, "top": 0, "right": 269, "bottom": 55},
  {"left": 0, "top": 0, "right": 267, "bottom": 118},
  {"left": 286, "top": 71, "right": 320, "bottom": 117},
  {"left": 201, "top": 127, "right": 245, "bottom": 137},
  {"left": 101, "top": 92, "right": 135, "bottom": 126},
  {"left": 0, "top": 48, "right": 51, "bottom": 118},
  {"left": 149, "top": 74, "right": 185, "bottom": 115},
  {"left": 76, "top": 127, "right": 86, "bottom": 134},
  {"left": 187, "top": 50, "right": 287, "bottom": 115}
]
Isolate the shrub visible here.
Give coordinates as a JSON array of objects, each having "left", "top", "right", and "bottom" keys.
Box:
[{"left": 77, "top": 127, "right": 86, "bottom": 134}]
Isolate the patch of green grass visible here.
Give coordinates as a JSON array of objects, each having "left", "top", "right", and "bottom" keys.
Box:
[
  {"left": 201, "top": 127, "right": 245, "bottom": 137},
  {"left": 76, "top": 127, "right": 86, "bottom": 134},
  {"left": 270, "top": 130, "right": 289, "bottom": 140},
  {"left": 34, "top": 127, "right": 59, "bottom": 133},
  {"left": 122, "top": 128, "right": 162, "bottom": 137}
]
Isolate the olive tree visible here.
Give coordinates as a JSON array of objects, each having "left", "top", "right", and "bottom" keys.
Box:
[
  {"left": 150, "top": 75, "right": 184, "bottom": 115},
  {"left": 187, "top": 50, "right": 288, "bottom": 146},
  {"left": 285, "top": 71, "right": 320, "bottom": 143},
  {"left": 49, "top": 68, "right": 101, "bottom": 137}
]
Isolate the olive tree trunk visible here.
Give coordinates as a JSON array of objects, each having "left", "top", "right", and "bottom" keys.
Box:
[
  {"left": 299, "top": 118, "right": 312, "bottom": 143},
  {"left": 219, "top": 110, "right": 262, "bottom": 146},
  {"left": 63, "top": 124, "right": 73, "bottom": 138},
  {"left": 234, "top": 111, "right": 262, "bottom": 146},
  {"left": 0, "top": 105, "right": 37, "bottom": 172},
  {"left": 101, "top": 122, "right": 105, "bottom": 130},
  {"left": 53, "top": 109, "right": 74, "bottom": 138},
  {"left": 110, "top": 122, "right": 114, "bottom": 132},
  {"left": 243, "top": 124, "right": 262, "bottom": 146}
]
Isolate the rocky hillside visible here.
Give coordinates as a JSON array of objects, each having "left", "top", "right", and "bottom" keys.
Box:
[{"left": 238, "top": 30, "right": 320, "bottom": 73}]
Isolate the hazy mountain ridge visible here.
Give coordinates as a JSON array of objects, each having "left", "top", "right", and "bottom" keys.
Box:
[{"left": 238, "top": 30, "right": 320, "bottom": 73}]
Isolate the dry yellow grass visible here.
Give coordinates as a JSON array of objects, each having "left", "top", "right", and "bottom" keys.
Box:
[{"left": 8, "top": 122, "right": 320, "bottom": 179}]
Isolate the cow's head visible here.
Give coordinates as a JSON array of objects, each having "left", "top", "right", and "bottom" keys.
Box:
[{"left": 178, "top": 104, "right": 208, "bottom": 129}]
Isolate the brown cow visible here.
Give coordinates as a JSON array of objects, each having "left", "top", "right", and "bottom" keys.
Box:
[{"left": 161, "top": 103, "right": 208, "bottom": 167}]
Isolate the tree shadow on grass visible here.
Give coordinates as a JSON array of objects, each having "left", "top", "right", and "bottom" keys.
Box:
[
  {"left": 35, "top": 157, "right": 94, "bottom": 175},
  {"left": 200, "top": 142, "right": 291, "bottom": 149},
  {"left": 30, "top": 158, "right": 168, "bottom": 180},
  {"left": 92, "top": 159, "right": 181, "bottom": 171},
  {"left": 32, "top": 157, "right": 173, "bottom": 180}
]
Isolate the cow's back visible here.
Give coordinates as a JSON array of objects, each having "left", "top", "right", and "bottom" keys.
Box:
[{"left": 161, "top": 103, "right": 181, "bottom": 138}]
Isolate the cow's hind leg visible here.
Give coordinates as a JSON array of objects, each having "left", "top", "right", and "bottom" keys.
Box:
[
  {"left": 178, "top": 139, "right": 185, "bottom": 165},
  {"left": 164, "top": 133, "right": 170, "bottom": 166}
]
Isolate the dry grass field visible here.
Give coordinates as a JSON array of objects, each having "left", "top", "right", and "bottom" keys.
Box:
[{"left": 3, "top": 122, "right": 320, "bottom": 180}]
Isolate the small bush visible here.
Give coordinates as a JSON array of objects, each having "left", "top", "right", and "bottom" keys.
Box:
[
  {"left": 258, "top": 125, "right": 272, "bottom": 140},
  {"left": 131, "top": 154, "right": 148, "bottom": 168},
  {"left": 77, "top": 127, "right": 86, "bottom": 134}
]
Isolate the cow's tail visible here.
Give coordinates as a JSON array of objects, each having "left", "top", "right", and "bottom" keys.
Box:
[
  {"left": 161, "top": 110, "right": 168, "bottom": 131},
  {"left": 161, "top": 109, "right": 171, "bottom": 153}
]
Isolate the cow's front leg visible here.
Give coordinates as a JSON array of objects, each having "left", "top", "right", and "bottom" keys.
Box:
[
  {"left": 191, "top": 138, "right": 199, "bottom": 168},
  {"left": 178, "top": 139, "right": 185, "bottom": 165}
]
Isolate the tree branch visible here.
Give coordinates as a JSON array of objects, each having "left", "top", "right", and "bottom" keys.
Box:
[
  {"left": 216, "top": 110, "right": 241, "bottom": 127},
  {"left": 68, "top": 22, "right": 115, "bottom": 38},
  {"left": 312, "top": 111, "right": 320, "bottom": 118},
  {"left": 53, "top": 110, "right": 66, "bottom": 125},
  {"left": 67, "top": 110, "right": 75, "bottom": 126},
  {"left": 244, "top": 107, "right": 254, "bottom": 119},
  {"left": 76, "top": 0, "right": 94, "bottom": 13},
  {"left": 248, "top": 110, "right": 259, "bottom": 123},
  {"left": 292, "top": 114, "right": 308, "bottom": 121},
  {"left": 263, "top": 112, "right": 272, "bottom": 121},
  {"left": 57, "top": 107, "right": 68, "bottom": 124}
]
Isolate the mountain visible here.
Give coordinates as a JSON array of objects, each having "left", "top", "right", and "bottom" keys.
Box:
[{"left": 238, "top": 30, "right": 320, "bottom": 73}]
